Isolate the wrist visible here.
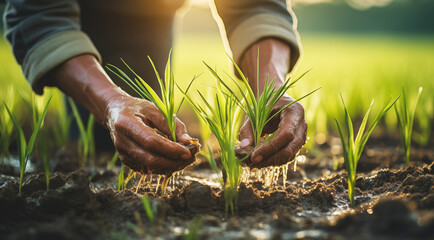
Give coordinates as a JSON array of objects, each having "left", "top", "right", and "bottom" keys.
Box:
[
  {"left": 51, "top": 54, "right": 127, "bottom": 125},
  {"left": 239, "top": 38, "right": 290, "bottom": 96}
]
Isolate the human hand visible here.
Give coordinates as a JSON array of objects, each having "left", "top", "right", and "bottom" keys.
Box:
[
  {"left": 106, "top": 95, "right": 199, "bottom": 175},
  {"left": 50, "top": 54, "right": 198, "bottom": 175},
  {"left": 237, "top": 95, "right": 307, "bottom": 168},
  {"left": 235, "top": 38, "right": 306, "bottom": 168}
]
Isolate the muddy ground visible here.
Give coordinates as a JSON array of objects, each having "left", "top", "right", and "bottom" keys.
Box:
[{"left": 0, "top": 138, "right": 433, "bottom": 240}]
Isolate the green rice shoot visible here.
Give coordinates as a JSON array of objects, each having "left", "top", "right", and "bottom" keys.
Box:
[
  {"left": 204, "top": 53, "right": 319, "bottom": 147},
  {"left": 395, "top": 87, "right": 423, "bottom": 166},
  {"left": 4, "top": 95, "right": 52, "bottom": 194},
  {"left": 335, "top": 94, "right": 398, "bottom": 207},
  {"left": 67, "top": 98, "right": 95, "bottom": 168},
  {"left": 180, "top": 78, "right": 244, "bottom": 215}
]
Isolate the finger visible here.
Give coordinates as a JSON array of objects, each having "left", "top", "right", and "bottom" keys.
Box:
[
  {"left": 251, "top": 116, "right": 300, "bottom": 163},
  {"left": 174, "top": 118, "right": 194, "bottom": 146},
  {"left": 252, "top": 120, "right": 307, "bottom": 168},
  {"left": 116, "top": 114, "right": 192, "bottom": 160},
  {"left": 141, "top": 106, "right": 173, "bottom": 138},
  {"left": 116, "top": 136, "right": 194, "bottom": 174},
  {"left": 250, "top": 101, "right": 305, "bottom": 163},
  {"left": 145, "top": 109, "right": 193, "bottom": 146},
  {"left": 239, "top": 118, "right": 254, "bottom": 148},
  {"left": 118, "top": 150, "right": 145, "bottom": 173}
]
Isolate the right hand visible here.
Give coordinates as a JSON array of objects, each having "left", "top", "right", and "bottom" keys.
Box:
[{"left": 105, "top": 95, "right": 197, "bottom": 174}]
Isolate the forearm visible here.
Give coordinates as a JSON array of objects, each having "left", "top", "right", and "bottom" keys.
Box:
[
  {"left": 4, "top": 0, "right": 101, "bottom": 94},
  {"left": 213, "top": 0, "right": 300, "bottom": 69},
  {"left": 49, "top": 54, "right": 125, "bottom": 125},
  {"left": 239, "top": 38, "right": 291, "bottom": 96}
]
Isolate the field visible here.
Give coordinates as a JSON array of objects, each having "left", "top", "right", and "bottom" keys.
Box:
[{"left": 1, "top": 33, "right": 433, "bottom": 239}]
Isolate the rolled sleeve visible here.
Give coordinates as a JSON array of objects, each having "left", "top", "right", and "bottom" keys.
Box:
[
  {"left": 228, "top": 13, "right": 300, "bottom": 71},
  {"left": 23, "top": 30, "right": 101, "bottom": 94},
  {"left": 4, "top": 0, "right": 101, "bottom": 94},
  {"left": 213, "top": 0, "right": 301, "bottom": 72}
]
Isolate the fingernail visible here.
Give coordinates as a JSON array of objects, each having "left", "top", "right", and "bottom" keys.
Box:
[
  {"left": 240, "top": 138, "right": 251, "bottom": 148},
  {"left": 253, "top": 155, "right": 263, "bottom": 163},
  {"left": 181, "top": 133, "right": 191, "bottom": 141},
  {"left": 181, "top": 153, "right": 191, "bottom": 160}
]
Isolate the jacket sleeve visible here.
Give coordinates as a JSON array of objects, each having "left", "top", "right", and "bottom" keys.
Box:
[
  {"left": 212, "top": 0, "right": 301, "bottom": 71},
  {"left": 3, "top": 0, "right": 101, "bottom": 94}
]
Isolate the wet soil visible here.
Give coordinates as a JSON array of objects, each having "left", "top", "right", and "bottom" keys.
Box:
[{"left": 0, "top": 140, "right": 433, "bottom": 240}]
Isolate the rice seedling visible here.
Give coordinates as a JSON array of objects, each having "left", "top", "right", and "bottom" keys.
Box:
[
  {"left": 4, "top": 95, "right": 52, "bottom": 194},
  {"left": 183, "top": 217, "right": 202, "bottom": 240},
  {"left": 413, "top": 101, "right": 432, "bottom": 147},
  {"left": 395, "top": 87, "right": 423, "bottom": 166},
  {"left": 193, "top": 87, "right": 216, "bottom": 163},
  {"left": 108, "top": 151, "right": 119, "bottom": 169},
  {"left": 67, "top": 98, "right": 95, "bottom": 168},
  {"left": 142, "top": 195, "right": 155, "bottom": 224},
  {"left": 335, "top": 94, "right": 398, "bottom": 207},
  {"left": 204, "top": 53, "right": 318, "bottom": 152},
  {"left": 106, "top": 50, "right": 195, "bottom": 142},
  {"left": 0, "top": 87, "right": 16, "bottom": 164},
  {"left": 118, "top": 164, "right": 125, "bottom": 191},
  {"left": 51, "top": 97, "right": 71, "bottom": 149},
  {"left": 206, "top": 145, "right": 224, "bottom": 186},
  {"left": 180, "top": 79, "right": 244, "bottom": 215},
  {"left": 33, "top": 96, "right": 51, "bottom": 190},
  {"left": 193, "top": 86, "right": 213, "bottom": 151}
]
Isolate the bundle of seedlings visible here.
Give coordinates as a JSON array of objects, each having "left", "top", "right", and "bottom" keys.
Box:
[
  {"left": 204, "top": 54, "right": 318, "bottom": 168},
  {"left": 180, "top": 78, "right": 244, "bottom": 215},
  {"left": 106, "top": 51, "right": 200, "bottom": 191}
]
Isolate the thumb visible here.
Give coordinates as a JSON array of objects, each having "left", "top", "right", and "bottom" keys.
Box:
[
  {"left": 175, "top": 118, "right": 193, "bottom": 145},
  {"left": 239, "top": 119, "right": 254, "bottom": 148}
]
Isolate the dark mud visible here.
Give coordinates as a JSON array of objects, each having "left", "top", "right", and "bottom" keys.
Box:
[{"left": 0, "top": 142, "right": 433, "bottom": 239}]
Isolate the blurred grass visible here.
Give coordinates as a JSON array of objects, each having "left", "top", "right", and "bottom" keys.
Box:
[
  {"left": 173, "top": 33, "right": 434, "bottom": 147},
  {"left": 1, "top": 33, "right": 433, "bottom": 151}
]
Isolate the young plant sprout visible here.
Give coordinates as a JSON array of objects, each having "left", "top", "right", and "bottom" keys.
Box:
[
  {"left": 33, "top": 96, "right": 51, "bottom": 190},
  {"left": 180, "top": 80, "right": 244, "bottom": 215},
  {"left": 67, "top": 98, "right": 95, "bottom": 168},
  {"left": 4, "top": 95, "right": 52, "bottom": 194},
  {"left": 142, "top": 195, "right": 155, "bottom": 224},
  {"left": 51, "top": 97, "right": 72, "bottom": 149},
  {"left": 0, "top": 87, "right": 16, "bottom": 164},
  {"left": 183, "top": 217, "right": 202, "bottom": 240},
  {"left": 108, "top": 151, "right": 119, "bottom": 169},
  {"left": 204, "top": 54, "right": 318, "bottom": 162},
  {"left": 395, "top": 87, "right": 423, "bottom": 166},
  {"left": 335, "top": 95, "right": 398, "bottom": 207},
  {"left": 106, "top": 50, "right": 195, "bottom": 142},
  {"left": 118, "top": 164, "right": 125, "bottom": 191}
]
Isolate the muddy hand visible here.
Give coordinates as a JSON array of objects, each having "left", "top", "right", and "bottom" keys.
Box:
[
  {"left": 50, "top": 54, "right": 196, "bottom": 175},
  {"left": 239, "top": 95, "right": 307, "bottom": 168},
  {"left": 106, "top": 96, "right": 197, "bottom": 174},
  {"left": 237, "top": 38, "right": 306, "bottom": 168}
]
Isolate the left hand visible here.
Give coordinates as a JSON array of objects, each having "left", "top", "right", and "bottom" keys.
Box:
[
  {"left": 236, "top": 38, "right": 307, "bottom": 168},
  {"left": 238, "top": 95, "right": 307, "bottom": 168}
]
